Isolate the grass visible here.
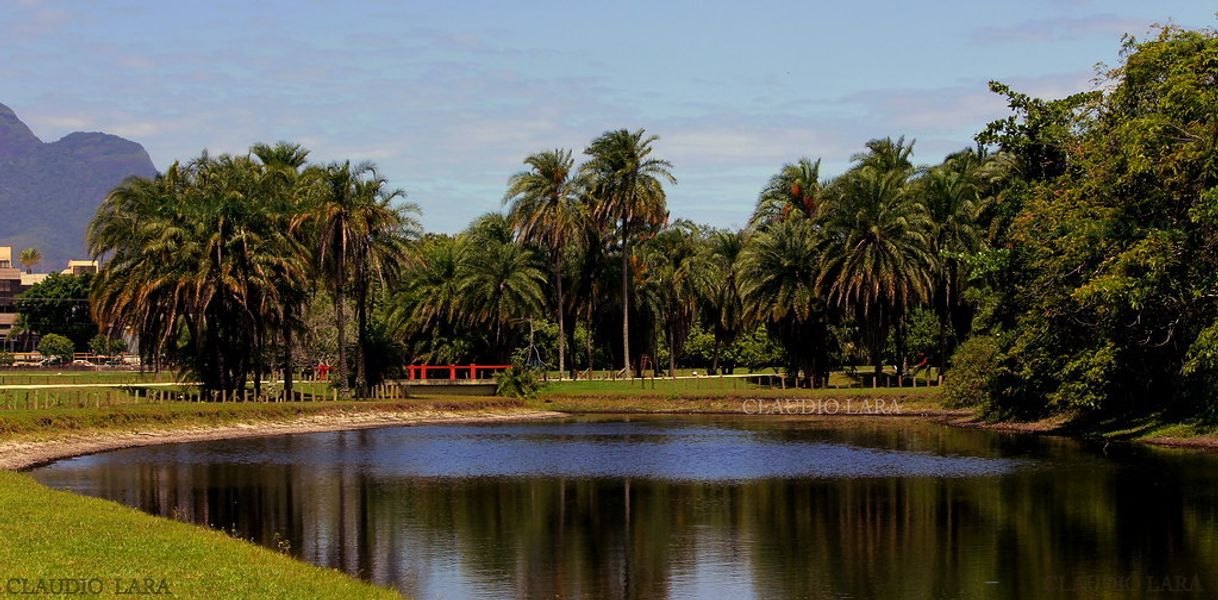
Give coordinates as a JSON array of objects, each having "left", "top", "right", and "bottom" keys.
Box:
[
  {"left": 0, "top": 396, "right": 523, "bottom": 438},
  {"left": 0, "top": 370, "right": 179, "bottom": 386},
  {"left": 538, "top": 376, "right": 943, "bottom": 397},
  {"left": 0, "top": 470, "right": 398, "bottom": 599}
]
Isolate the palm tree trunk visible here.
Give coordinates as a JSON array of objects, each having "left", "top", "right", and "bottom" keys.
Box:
[
  {"left": 711, "top": 340, "right": 721, "bottom": 376},
  {"left": 668, "top": 326, "right": 676, "bottom": 378},
  {"left": 355, "top": 280, "right": 369, "bottom": 397},
  {"left": 283, "top": 318, "right": 294, "bottom": 401},
  {"left": 620, "top": 220, "right": 632, "bottom": 376},
  {"left": 554, "top": 257, "right": 566, "bottom": 378},
  {"left": 334, "top": 259, "right": 348, "bottom": 393}
]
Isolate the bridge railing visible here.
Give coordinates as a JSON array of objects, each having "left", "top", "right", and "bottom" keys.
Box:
[{"left": 406, "top": 364, "right": 512, "bottom": 381}]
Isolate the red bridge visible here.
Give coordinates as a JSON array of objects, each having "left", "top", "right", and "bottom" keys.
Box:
[{"left": 406, "top": 364, "right": 512, "bottom": 381}]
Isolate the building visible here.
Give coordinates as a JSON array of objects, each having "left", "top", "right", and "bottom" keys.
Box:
[
  {"left": 63, "top": 260, "right": 98, "bottom": 276},
  {"left": 0, "top": 247, "right": 23, "bottom": 346}
]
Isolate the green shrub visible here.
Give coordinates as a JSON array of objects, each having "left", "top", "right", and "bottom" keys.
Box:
[
  {"left": 38, "top": 333, "right": 75, "bottom": 364},
  {"left": 0, "top": 352, "right": 13, "bottom": 367},
  {"left": 495, "top": 365, "right": 542, "bottom": 399},
  {"left": 942, "top": 336, "right": 1001, "bottom": 408}
]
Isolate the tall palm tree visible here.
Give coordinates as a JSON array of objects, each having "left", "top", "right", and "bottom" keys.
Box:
[
  {"left": 504, "top": 149, "right": 581, "bottom": 376},
  {"left": 581, "top": 129, "right": 675, "bottom": 375},
  {"left": 817, "top": 157, "right": 933, "bottom": 377},
  {"left": 301, "top": 161, "right": 369, "bottom": 394},
  {"left": 704, "top": 229, "right": 745, "bottom": 373},
  {"left": 18, "top": 248, "right": 41, "bottom": 274},
  {"left": 738, "top": 218, "right": 829, "bottom": 386},
  {"left": 303, "top": 161, "right": 419, "bottom": 396},
  {"left": 641, "top": 220, "right": 711, "bottom": 376},
  {"left": 921, "top": 147, "right": 990, "bottom": 371},
  {"left": 750, "top": 158, "right": 823, "bottom": 228},
  {"left": 349, "top": 174, "right": 419, "bottom": 395},
  {"left": 252, "top": 142, "right": 312, "bottom": 400}
]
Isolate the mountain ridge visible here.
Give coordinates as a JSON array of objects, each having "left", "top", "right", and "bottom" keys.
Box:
[{"left": 0, "top": 103, "right": 157, "bottom": 270}]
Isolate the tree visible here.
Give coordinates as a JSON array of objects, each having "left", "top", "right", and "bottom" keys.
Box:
[
  {"left": 703, "top": 229, "right": 745, "bottom": 374},
  {"left": 457, "top": 216, "right": 547, "bottom": 363},
  {"left": 300, "top": 161, "right": 418, "bottom": 395},
  {"left": 15, "top": 272, "right": 96, "bottom": 350},
  {"left": 38, "top": 333, "right": 74, "bottom": 364},
  {"left": 582, "top": 129, "right": 675, "bottom": 375},
  {"left": 90, "top": 152, "right": 309, "bottom": 394},
  {"left": 919, "top": 147, "right": 991, "bottom": 371},
  {"left": 18, "top": 247, "right": 41, "bottom": 274},
  {"left": 252, "top": 141, "right": 314, "bottom": 400},
  {"left": 739, "top": 218, "right": 830, "bottom": 386},
  {"left": 504, "top": 149, "right": 581, "bottom": 377},
  {"left": 750, "top": 158, "right": 823, "bottom": 227},
  {"left": 641, "top": 221, "right": 710, "bottom": 376},
  {"left": 817, "top": 143, "right": 933, "bottom": 377}
]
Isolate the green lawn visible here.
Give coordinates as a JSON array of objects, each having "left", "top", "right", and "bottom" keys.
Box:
[
  {"left": 0, "top": 470, "right": 398, "bottom": 599},
  {"left": 0, "top": 370, "right": 179, "bottom": 386},
  {"left": 0, "top": 397, "right": 522, "bottom": 438},
  {"left": 538, "top": 375, "right": 943, "bottom": 397}
]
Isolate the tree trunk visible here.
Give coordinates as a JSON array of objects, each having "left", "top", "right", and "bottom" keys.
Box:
[
  {"left": 334, "top": 259, "right": 348, "bottom": 393},
  {"left": 554, "top": 257, "right": 566, "bottom": 379},
  {"left": 668, "top": 326, "right": 676, "bottom": 378},
  {"left": 283, "top": 317, "right": 294, "bottom": 401},
  {"left": 620, "top": 220, "right": 631, "bottom": 376},
  {"left": 355, "top": 279, "right": 369, "bottom": 397},
  {"left": 711, "top": 340, "right": 721, "bottom": 376}
]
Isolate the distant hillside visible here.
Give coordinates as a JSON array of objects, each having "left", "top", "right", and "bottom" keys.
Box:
[{"left": 0, "top": 102, "right": 157, "bottom": 269}]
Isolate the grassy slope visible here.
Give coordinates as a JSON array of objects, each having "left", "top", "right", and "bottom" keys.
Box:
[
  {"left": 0, "top": 397, "right": 523, "bottom": 438},
  {"left": 0, "top": 470, "right": 397, "bottom": 599}
]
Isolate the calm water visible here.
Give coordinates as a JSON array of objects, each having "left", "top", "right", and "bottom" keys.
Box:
[{"left": 30, "top": 416, "right": 1218, "bottom": 599}]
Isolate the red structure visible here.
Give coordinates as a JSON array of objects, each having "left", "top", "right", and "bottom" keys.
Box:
[{"left": 406, "top": 364, "right": 512, "bottom": 380}]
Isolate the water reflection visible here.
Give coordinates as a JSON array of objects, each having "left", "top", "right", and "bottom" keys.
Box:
[{"left": 31, "top": 416, "right": 1218, "bottom": 599}]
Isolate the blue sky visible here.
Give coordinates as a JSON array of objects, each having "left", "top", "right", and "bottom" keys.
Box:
[{"left": 2, "top": 1, "right": 1213, "bottom": 232}]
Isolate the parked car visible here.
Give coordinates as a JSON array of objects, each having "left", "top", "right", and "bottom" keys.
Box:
[{"left": 70, "top": 359, "right": 96, "bottom": 367}]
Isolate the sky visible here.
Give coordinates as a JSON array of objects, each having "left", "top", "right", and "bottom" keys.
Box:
[{"left": 2, "top": 0, "right": 1213, "bottom": 233}]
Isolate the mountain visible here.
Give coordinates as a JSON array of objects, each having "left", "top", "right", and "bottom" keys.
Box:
[{"left": 0, "top": 102, "right": 157, "bottom": 270}]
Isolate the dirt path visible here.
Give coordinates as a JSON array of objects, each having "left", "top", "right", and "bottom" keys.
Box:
[{"left": 0, "top": 408, "right": 566, "bottom": 471}]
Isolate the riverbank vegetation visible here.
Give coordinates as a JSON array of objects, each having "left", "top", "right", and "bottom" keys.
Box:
[{"left": 0, "top": 24, "right": 1204, "bottom": 430}]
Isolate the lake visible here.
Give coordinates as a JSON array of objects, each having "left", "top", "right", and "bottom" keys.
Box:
[{"left": 30, "top": 415, "right": 1218, "bottom": 599}]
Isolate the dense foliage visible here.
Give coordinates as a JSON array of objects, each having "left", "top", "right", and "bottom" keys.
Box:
[{"left": 15, "top": 273, "right": 96, "bottom": 350}]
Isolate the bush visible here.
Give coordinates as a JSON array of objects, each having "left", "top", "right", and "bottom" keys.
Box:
[
  {"left": 0, "top": 352, "right": 13, "bottom": 367},
  {"left": 942, "top": 336, "right": 1001, "bottom": 408},
  {"left": 38, "top": 333, "right": 75, "bottom": 364},
  {"left": 495, "top": 365, "right": 542, "bottom": 399}
]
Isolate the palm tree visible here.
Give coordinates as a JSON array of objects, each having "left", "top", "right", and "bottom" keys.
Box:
[
  {"left": 504, "top": 149, "right": 581, "bottom": 377},
  {"left": 640, "top": 221, "right": 711, "bottom": 377},
  {"left": 750, "top": 158, "right": 823, "bottom": 228},
  {"left": 738, "top": 218, "right": 829, "bottom": 386},
  {"left": 581, "top": 129, "right": 675, "bottom": 376},
  {"left": 704, "top": 229, "right": 745, "bottom": 373},
  {"left": 302, "top": 161, "right": 418, "bottom": 396},
  {"left": 252, "top": 142, "right": 312, "bottom": 400},
  {"left": 817, "top": 154, "right": 933, "bottom": 378},
  {"left": 299, "top": 161, "right": 366, "bottom": 394},
  {"left": 349, "top": 174, "right": 419, "bottom": 395},
  {"left": 18, "top": 248, "right": 41, "bottom": 274},
  {"left": 457, "top": 222, "right": 547, "bottom": 363},
  {"left": 90, "top": 152, "right": 309, "bottom": 395},
  {"left": 388, "top": 235, "right": 466, "bottom": 364},
  {"left": 921, "top": 147, "right": 990, "bottom": 371}
]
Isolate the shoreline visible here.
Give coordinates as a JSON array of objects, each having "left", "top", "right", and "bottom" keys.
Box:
[
  {"left": 0, "top": 407, "right": 566, "bottom": 471},
  {"left": 3, "top": 398, "right": 1214, "bottom": 472}
]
